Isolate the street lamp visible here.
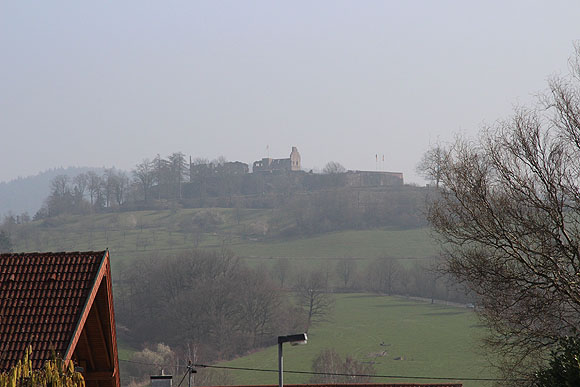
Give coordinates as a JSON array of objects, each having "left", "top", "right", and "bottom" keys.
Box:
[{"left": 277, "top": 333, "right": 307, "bottom": 387}]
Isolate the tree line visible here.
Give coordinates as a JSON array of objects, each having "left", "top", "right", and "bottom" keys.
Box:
[
  {"left": 116, "top": 249, "right": 474, "bottom": 386},
  {"left": 116, "top": 248, "right": 472, "bottom": 385},
  {"left": 273, "top": 255, "right": 471, "bottom": 305},
  {"left": 32, "top": 152, "right": 190, "bottom": 219},
  {"left": 116, "top": 249, "right": 325, "bottom": 385},
  {"left": 116, "top": 250, "right": 304, "bottom": 361},
  {"left": 31, "top": 153, "right": 420, "bottom": 227}
]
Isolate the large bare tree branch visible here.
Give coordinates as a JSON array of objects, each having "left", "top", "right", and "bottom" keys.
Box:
[{"left": 427, "top": 47, "right": 580, "bottom": 382}]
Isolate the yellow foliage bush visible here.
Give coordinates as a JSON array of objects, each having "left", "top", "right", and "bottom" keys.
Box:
[{"left": 0, "top": 346, "right": 85, "bottom": 387}]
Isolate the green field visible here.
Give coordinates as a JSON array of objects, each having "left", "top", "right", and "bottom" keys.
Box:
[
  {"left": 11, "top": 209, "right": 438, "bottom": 275},
  {"left": 9, "top": 208, "right": 495, "bottom": 387},
  {"left": 220, "top": 294, "right": 493, "bottom": 387},
  {"left": 233, "top": 227, "right": 436, "bottom": 259}
]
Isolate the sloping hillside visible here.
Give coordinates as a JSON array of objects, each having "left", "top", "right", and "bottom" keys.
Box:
[
  {"left": 7, "top": 208, "right": 437, "bottom": 272},
  {"left": 221, "top": 294, "right": 492, "bottom": 387}
]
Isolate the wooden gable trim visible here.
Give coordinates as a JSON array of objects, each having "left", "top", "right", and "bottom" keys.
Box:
[
  {"left": 62, "top": 250, "right": 119, "bottom": 387},
  {"left": 104, "top": 256, "right": 120, "bottom": 387},
  {"left": 92, "top": 289, "right": 112, "bottom": 368},
  {"left": 64, "top": 251, "right": 108, "bottom": 361},
  {"left": 80, "top": 329, "right": 95, "bottom": 370}
]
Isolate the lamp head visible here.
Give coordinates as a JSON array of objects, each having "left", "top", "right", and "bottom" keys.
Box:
[{"left": 278, "top": 333, "right": 307, "bottom": 345}]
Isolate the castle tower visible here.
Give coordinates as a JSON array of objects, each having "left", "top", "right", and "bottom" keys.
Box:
[{"left": 290, "top": 146, "right": 301, "bottom": 171}]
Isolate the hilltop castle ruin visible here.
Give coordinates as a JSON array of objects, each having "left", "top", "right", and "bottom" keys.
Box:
[
  {"left": 252, "top": 146, "right": 301, "bottom": 173},
  {"left": 188, "top": 146, "right": 403, "bottom": 188}
]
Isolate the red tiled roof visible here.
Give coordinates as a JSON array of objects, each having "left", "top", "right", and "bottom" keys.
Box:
[{"left": 0, "top": 251, "right": 107, "bottom": 370}]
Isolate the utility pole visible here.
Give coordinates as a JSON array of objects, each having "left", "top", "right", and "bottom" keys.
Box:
[
  {"left": 188, "top": 360, "right": 192, "bottom": 387},
  {"left": 187, "top": 360, "right": 197, "bottom": 387}
]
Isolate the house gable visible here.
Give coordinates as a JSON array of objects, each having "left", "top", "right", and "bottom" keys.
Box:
[{"left": 0, "top": 250, "right": 119, "bottom": 387}]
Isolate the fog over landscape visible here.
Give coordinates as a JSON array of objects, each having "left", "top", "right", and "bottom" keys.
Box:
[
  {"left": 2, "top": 1, "right": 580, "bottom": 184},
  {"left": 5, "top": 3, "right": 580, "bottom": 385}
]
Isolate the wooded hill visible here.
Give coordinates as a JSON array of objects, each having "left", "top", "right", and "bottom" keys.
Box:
[
  {"left": 30, "top": 170, "right": 429, "bottom": 236},
  {"left": 0, "top": 172, "right": 471, "bottom": 386},
  {"left": 21, "top": 154, "right": 417, "bottom": 231}
]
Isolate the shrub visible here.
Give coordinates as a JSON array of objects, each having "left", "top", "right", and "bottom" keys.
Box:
[
  {"left": 310, "top": 348, "right": 375, "bottom": 383},
  {"left": 0, "top": 346, "right": 85, "bottom": 387},
  {"left": 534, "top": 336, "right": 580, "bottom": 387}
]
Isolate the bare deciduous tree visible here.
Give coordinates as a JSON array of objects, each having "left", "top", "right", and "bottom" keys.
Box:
[
  {"left": 272, "top": 257, "right": 292, "bottom": 288},
  {"left": 192, "top": 157, "right": 209, "bottom": 165},
  {"left": 427, "top": 45, "right": 580, "bottom": 380},
  {"left": 336, "top": 256, "right": 357, "bottom": 289},
  {"left": 87, "top": 171, "right": 102, "bottom": 206},
  {"left": 118, "top": 249, "right": 297, "bottom": 363},
  {"left": 295, "top": 271, "right": 334, "bottom": 332},
  {"left": 50, "top": 174, "right": 70, "bottom": 197},
  {"left": 45, "top": 175, "right": 75, "bottom": 215},
  {"left": 103, "top": 168, "right": 118, "bottom": 207},
  {"left": 323, "top": 161, "right": 346, "bottom": 174},
  {"left": 212, "top": 155, "right": 227, "bottom": 166},
  {"left": 366, "top": 256, "right": 402, "bottom": 295},
  {"left": 237, "top": 268, "right": 282, "bottom": 346},
  {"left": 133, "top": 159, "right": 155, "bottom": 202},
  {"left": 416, "top": 141, "right": 449, "bottom": 188},
  {"left": 73, "top": 173, "right": 88, "bottom": 201},
  {"left": 115, "top": 171, "right": 130, "bottom": 206},
  {"left": 168, "top": 152, "right": 188, "bottom": 199}
]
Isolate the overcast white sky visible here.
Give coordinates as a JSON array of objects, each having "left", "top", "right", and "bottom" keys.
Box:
[{"left": 1, "top": 1, "right": 580, "bottom": 184}]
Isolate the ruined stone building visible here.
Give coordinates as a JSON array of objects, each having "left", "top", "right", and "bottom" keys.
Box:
[
  {"left": 190, "top": 161, "right": 249, "bottom": 179},
  {"left": 185, "top": 147, "right": 404, "bottom": 204},
  {"left": 252, "top": 146, "right": 301, "bottom": 173},
  {"left": 345, "top": 170, "right": 404, "bottom": 187}
]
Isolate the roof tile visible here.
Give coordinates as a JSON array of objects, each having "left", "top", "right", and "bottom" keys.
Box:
[{"left": 0, "top": 251, "right": 105, "bottom": 370}]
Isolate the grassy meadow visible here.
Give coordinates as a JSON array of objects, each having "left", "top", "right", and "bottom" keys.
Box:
[
  {"left": 10, "top": 208, "right": 438, "bottom": 275},
  {"left": 220, "top": 294, "right": 494, "bottom": 387},
  {"left": 8, "top": 208, "right": 496, "bottom": 386}
]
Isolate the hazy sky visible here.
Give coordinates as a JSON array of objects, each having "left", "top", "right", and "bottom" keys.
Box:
[{"left": 2, "top": 1, "right": 580, "bottom": 184}]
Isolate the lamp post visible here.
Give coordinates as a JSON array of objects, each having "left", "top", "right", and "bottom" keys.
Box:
[{"left": 277, "top": 333, "right": 307, "bottom": 387}]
